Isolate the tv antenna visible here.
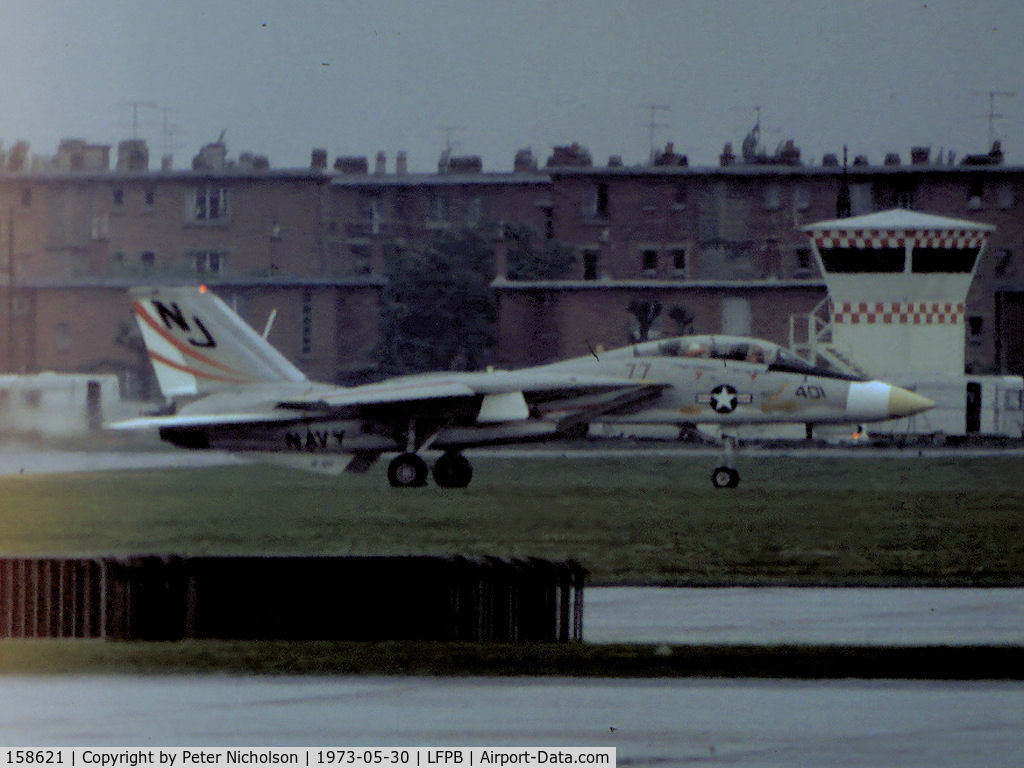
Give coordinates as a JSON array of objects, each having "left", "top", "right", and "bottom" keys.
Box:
[
  {"left": 441, "top": 125, "right": 465, "bottom": 154},
  {"left": 118, "top": 100, "right": 159, "bottom": 139},
  {"left": 158, "top": 106, "right": 182, "bottom": 160},
  {"left": 972, "top": 89, "right": 1016, "bottom": 147},
  {"left": 641, "top": 104, "right": 671, "bottom": 163}
]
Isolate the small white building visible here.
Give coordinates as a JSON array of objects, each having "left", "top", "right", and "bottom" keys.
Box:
[
  {"left": 0, "top": 373, "right": 122, "bottom": 437},
  {"left": 795, "top": 209, "right": 1023, "bottom": 438}
]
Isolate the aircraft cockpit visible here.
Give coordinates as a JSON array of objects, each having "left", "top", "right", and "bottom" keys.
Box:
[{"left": 633, "top": 335, "right": 865, "bottom": 381}]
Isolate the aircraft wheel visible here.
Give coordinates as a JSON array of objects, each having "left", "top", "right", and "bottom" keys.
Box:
[
  {"left": 433, "top": 452, "right": 473, "bottom": 488},
  {"left": 388, "top": 453, "right": 429, "bottom": 488},
  {"left": 711, "top": 466, "right": 740, "bottom": 489}
]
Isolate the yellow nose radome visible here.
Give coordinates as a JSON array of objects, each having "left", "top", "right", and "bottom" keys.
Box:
[
  {"left": 887, "top": 385, "right": 935, "bottom": 418},
  {"left": 846, "top": 381, "right": 935, "bottom": 420}
]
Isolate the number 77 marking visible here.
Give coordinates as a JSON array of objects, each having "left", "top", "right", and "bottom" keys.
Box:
[{"left": 627, "top": 363, "right": 652, "bottom": 379}]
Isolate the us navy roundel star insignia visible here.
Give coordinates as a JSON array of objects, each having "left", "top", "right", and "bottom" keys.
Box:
[
  {"left": 711, "top": 385, "right": 738, "bottom": 413},
  {"left": 698, "top": 385, "right": 753, "bottom": 414}
]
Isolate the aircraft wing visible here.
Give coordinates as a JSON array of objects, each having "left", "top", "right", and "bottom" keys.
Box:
[
  {"left": 277, "top": 371, "right": 667, "bottom": 426},
  {"left": 276, "top": 379, "right": 478, "bottom": 411},
  {"left": 110, "top": 373, "right": 667, "bottom": 432},
  {"left": 108, "top": 410, "right": 310, "bottom": 430}
]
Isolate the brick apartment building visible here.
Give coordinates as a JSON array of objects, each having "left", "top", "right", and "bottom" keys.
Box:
[{"left": 0, "top": 135, "right": 1020, "bottom": 399}]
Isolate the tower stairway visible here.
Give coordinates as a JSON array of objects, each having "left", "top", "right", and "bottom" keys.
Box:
[{"left": 789, "top": 298, "right": 872, "bottom": 379}]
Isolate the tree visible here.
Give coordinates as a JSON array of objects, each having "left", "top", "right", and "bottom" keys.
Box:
[
  {"left": 503, "top": 223, "right": 577, "bottom": 281},
  {"left": 627, "top": 298, "right": 662, "bottom": 342},
  {"left": 668, "top": 304, "right": 695, "bottom": 335},
  {"left": 377, "top": 228, "right": 497, "bottom": 375}
]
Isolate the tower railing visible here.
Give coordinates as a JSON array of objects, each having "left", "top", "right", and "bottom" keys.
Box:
[{"left": 789, "top": 298, "right": 871, "bottom": 378}]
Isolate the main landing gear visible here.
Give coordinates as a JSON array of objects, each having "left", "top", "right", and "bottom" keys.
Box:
[
  {"left": 710, "top": 435, "right": 740, "bottom": 488},
  {"left": 387, "top": 451, "right": 473, "bottom": 489}
]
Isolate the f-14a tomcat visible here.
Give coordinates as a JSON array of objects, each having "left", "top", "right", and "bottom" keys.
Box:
[{"left": 110, "top": 286, "right": 933, "bottom": 488}]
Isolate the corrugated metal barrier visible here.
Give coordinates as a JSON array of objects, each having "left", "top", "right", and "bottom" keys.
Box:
[{"left": 0, "top": 556, "right": 585, "bottom": 642}]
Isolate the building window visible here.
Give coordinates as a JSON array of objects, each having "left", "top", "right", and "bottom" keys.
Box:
[
  {"left": 794, "top": 185, "right": 810, "bottom": 211},
  {"left": 672, "top": 184, "right": 687, "bottom": 208},
  {"left": 672, "top": 248, "right": 686, "bottom": 275},
  {"left": 968, "top": 179, "right": 984, "bottom": 209},
  {"left": 20, "top": 188, "right": 31, "bottom": 207},
  {"left": 140, "top": 251, "right": 155, "bottom": 274},
  {"left": 641, "top": 249, "right": 658, "bottom": 276},
  {"left": 850, "top": 184, "right": 872, "bottom": 215},
  {"left": 466, "top": 196, "right": 483, "bottom": 226},
  {"left": 997, "top": 184, "right": 1014, "bottom": 209},
  {"left": 641, "top": 187, "right": 658, "bottom": 212},
  {"left": 55, "top": 322, "right": 71, "bottom": 354},
  {"left": 190, "top": 186, "right": 229, "bottom": 222},
  {"left": 581, "top": 188, "right": 596, "bottom": 218},
  {"left": 994, "top": 248, "right": 1013, "bottom": 277},
  {"left": 426, "top": 192, "right": 449, "bottom": 225},
  {"left": 301, "top": 289, "right": 313, "bottom": 356},
  {"left": 584, "top": 184, "right": 610, "bottom": 219},
  {"left": 583, "top": 249, "right": 599, "bottom": 280},
  {"left": 192, "top": 250, "right": 225, "bottom": 275},
  {"left": 112, "top": 188, "right": 124, "bottom": 206},
  {"left": 763, "top": 184, "right": 781, "bottom": 211},
  {"left": 144, "top": 189, "right": 156, "bottom": 208},
  {"left": 596, "top": 183, "right": 610, "bottom": 218},
  {"left": 795, "top": 248, "right": 813, "bottom": 275}
]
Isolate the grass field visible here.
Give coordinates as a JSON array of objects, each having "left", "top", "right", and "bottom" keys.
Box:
[{"left": 1, "top": 451, "right": 1022, "bottom": 586}]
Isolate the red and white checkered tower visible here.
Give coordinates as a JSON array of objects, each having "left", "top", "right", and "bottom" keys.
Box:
[{"left": 800, "top": 209, "right": 993, "bottom": 377}]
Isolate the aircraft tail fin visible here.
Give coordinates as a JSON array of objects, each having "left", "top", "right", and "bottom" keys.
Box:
[{"left": 130, "top": 285, "right": 307, "bottom": 398}]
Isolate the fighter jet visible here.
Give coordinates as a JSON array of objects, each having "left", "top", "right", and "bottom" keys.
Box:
[
  {"left": 110, "top": 286, "right": 933, "bottom": 488},
  {"left": 539, "top": 335, "right": 934, "bottom": 487}
]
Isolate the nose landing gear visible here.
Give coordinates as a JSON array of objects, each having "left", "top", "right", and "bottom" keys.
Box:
[
  {"left": 711, "top": 466, "right": 740, "bottom": 488},
  {"left": 711, "top": 434, "right": 740, "bottom": 488}
]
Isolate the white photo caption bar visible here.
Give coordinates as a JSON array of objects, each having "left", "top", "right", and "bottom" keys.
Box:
[{"left": 2, "top": 750, "right": 615, "bottom": 768}]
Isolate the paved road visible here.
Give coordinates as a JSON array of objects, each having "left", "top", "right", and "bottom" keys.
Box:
[
  {"left": 1, "top": 676, "right": 1022, "bottom": 766},
  {"left": 1, "top": 444, "right": 1023, "bottom": 477},
  {"left": 586, "top": 586, "right": 1024, "bottom": 645}
]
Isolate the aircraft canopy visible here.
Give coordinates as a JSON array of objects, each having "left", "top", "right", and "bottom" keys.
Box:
[{"left": 632, "top": 335, "right": 862, "bottom": 380}]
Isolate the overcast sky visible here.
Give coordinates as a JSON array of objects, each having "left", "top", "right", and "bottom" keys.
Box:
[{"left": 2, "top": 0, "right": 1021, "bottom": 172}]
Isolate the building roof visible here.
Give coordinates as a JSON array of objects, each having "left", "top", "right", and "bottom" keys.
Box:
[{"left": 801, "top": 208, "right": 996, "bottom": 233}]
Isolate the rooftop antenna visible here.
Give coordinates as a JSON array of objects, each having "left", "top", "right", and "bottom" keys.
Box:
[
  {"left": 118, "top": 100, "right": 159, "bottom": 139},
  {"left": 441, "top": 125, "right": 464, "bottom": 154},
  {"left": 641, "top": 104, "right": 671, "bottom": 163},
  {"left": 438, "top": 125, "right": 464, "bottom": 172},
  {"left": 972, "top": 89, "right": 1016, "bottom": 147},
  {"left": 158, "top": 106, "right": 181, "bottom": 163}
]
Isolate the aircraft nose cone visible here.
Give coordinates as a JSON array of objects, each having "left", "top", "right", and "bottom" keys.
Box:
[{"left": 888, "top": 385, "right": 935, "bottom": 417}]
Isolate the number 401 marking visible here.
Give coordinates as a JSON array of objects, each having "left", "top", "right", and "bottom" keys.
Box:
[{"left": 795, "top": 385, "right": 826, "bottom": 399}]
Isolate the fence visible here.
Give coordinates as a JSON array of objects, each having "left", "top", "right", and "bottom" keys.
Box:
[{"left": 0, "top": 555, "right": 585, "bottom": 642}]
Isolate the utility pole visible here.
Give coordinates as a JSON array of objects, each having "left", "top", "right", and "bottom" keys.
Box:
[{"left": 6, "top": 208, "right": 14, "bottom": 372}]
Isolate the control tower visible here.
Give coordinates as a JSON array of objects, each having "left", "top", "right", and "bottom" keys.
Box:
[
  {"left": 797, "top": 209, "right": 1021, "bottom": 437},
  {"left": 799, "top": 209, "right": 992, "bottom": 378}
]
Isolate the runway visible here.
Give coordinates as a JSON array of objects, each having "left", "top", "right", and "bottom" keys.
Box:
[
  {"left": 585, "top": 586, "right": 1024, "bottom": 645},
  {"left": 2, "top": 448, "right": 1022, "bottom": 761},
  {"left": 1, "top": 675, "right": 1022, "bottom": 766}
]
